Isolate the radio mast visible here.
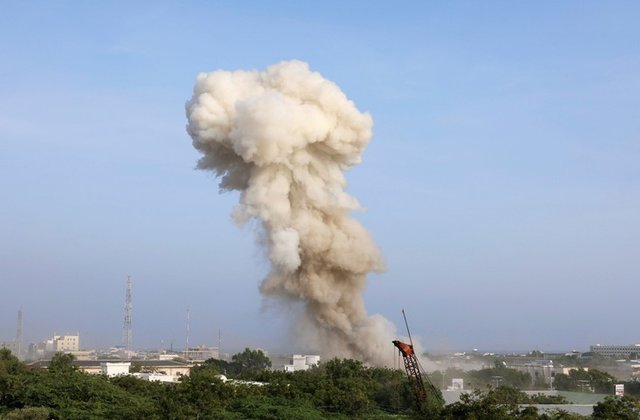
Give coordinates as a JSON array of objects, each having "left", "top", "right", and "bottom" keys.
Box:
[
  {"left": 185, "top": 306, "right": 191, "bottom": 359},
  {"left": 123, "top": 275, "right": 132, "bottom": 351},
  {"left": 15, "top": 306, "right": 23, "bottom": 359}
]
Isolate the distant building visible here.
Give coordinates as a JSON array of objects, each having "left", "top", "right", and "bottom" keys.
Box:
[
  {"left": 182, "top": 345, "right": 219, "bottom": 362},
  {"left": 68, "top": 350, "right": 97, "bottom": 361},
  {"left": 215, "top": 374, "right": 266, "bottom": 386},
  {"left": 0, "top": 342, "right": 17, "bottom": 354},
  {"left": 27, "top": 334, "right": 81, "bottom": 359},
  {"left": 449, "top": 378, "right": 464, "bottom": 391},
  {"left": 53, "top": 335, "right": 80, "bottom": 352},
  {"left": 28, "top": 359, "right": 194, "bottom": 377},
  {"left": 590, "top": 344, "right": 640, "bottom": 359},
  {"left": 101, "top": 362, "right": 131, "bottom": 377},
  {"left": 133, "top": 372, "right": 180, "bottom": 383},
  {"left": 284, "top": 354, "right": 320, "bottom": 372},
  {"left": 158, "top": 353, "right": 181, "bottom": 361},
  {"left": 509, "top": 361, "right": 586, "bottom": 388}
]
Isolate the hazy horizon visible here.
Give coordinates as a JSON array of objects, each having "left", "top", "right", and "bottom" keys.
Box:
[{"left": 1, "top": 1, "right": 639, "bottom": 356}]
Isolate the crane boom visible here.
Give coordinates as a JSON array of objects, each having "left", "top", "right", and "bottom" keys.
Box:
[
  {"left": 393, "top": 339, "right": 427, "bottom": 403},
  {"left": 393, "top": 309, "right": 444, "bottom": 410}
]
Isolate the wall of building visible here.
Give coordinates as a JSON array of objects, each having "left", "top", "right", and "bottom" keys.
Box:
[
  {"left": 53, "top": 335, "right": 79, "bottom": 352},
  {"left": 101, "top": 362, "right": 131, "bottom": 377}
]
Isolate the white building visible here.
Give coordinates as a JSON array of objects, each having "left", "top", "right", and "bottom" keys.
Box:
[
  {"left": 448, "top": 378, "right": 464, "bottom": 391},
  {"left": 284, "top": 354, "right": 320, "bottom": 372},
  {"left": 591, "top": 344, "right": 640, "bottom": 359},
  {"left": 133, "top": 372, "right": 180, "bottom": 383},
  {"left": 101, "top": 362, "right": 131, "bottom": 377},
  {"left": 28, "top": 359, "right": 193, "bottom": 378}
]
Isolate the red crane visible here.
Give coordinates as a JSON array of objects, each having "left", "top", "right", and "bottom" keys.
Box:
[{"left": 393, "top": 309, "right": 443, "bottom": 408}]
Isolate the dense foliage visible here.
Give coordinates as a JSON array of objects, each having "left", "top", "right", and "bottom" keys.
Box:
[
  {"left": 553, "top": 369, "right": 616, "bottom": 394},
  {"left": 428, "top": 362, "right": 534, "bottom": 390},
  {"left": 592, "top": 396, "right": 640, "bottom": 420},
  {"left": 0, "top": 350, "right": 425, "bottom": 419},
  {"left": 1, "top": 349, "right": 639, "bottom": 419},
  {"left": 194, "top": 348, "right": 272, "bottom": 379}
]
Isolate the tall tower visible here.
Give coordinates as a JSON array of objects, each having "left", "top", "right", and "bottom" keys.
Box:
[
  {"left": 15, "top": 306, "right": 23, "bottom": 359},
  {"left": 185, "top": 306, "right": 190, "bottom": 358},
  {"left": 123, "top": 275, "right": 132, "bottom": 351}
]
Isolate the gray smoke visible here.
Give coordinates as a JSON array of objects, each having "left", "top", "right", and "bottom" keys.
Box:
[{"left": 186, "top": 60, "right": 396, "bottom": 365}]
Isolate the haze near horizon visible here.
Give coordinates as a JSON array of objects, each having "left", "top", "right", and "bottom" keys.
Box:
[{"left": 1, "top": 1, "right": 638, "bottom": 355}]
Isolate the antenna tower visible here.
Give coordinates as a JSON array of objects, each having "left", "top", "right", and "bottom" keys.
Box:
[
  {"left": 123, "top": 275, "right": 132, "bottom": 351},
  {"left": 185, "top": 306, "right": 191, "bottom": 359},
  {"left": 15, "top": 306, "right": 23, "bottom": 358}
]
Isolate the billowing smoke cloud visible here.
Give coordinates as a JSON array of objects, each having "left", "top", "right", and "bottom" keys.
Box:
[{"left": 186, "top": 60, "right": 396, "bottom": 365}]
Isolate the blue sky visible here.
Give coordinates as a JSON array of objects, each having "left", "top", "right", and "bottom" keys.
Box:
[{"left": 1, "top": 1, "right": 638, "bottom": 353}]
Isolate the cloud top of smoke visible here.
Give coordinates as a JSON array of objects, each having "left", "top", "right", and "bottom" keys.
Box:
[{"left": 186, "top": 60, "right": 396, "bottom": 365}]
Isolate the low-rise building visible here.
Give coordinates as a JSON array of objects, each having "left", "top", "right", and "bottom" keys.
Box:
[
  {"left": 133, "top": 372, "right": 180, "bottom": 383},
  {"left": 182, "top": 345, "right": 219, "bottom": 362},
  {"left": 284, "top": 354, "right": 320, "bottom": 372},
  {"left": 28, "top": 359, "right": 194, "bottom": 377},
  {"left": 509, "top": 361, "right": 586, "bottom": 388},
  {"left": 590, "top": 344, "right": 640, "bottom": 359},
  {"left": 101, "top": 362, "right": 131, "bottom": 377}
]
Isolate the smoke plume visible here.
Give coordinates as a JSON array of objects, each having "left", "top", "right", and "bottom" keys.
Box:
[{"left": 186, "top": 60, "right": 395, "bottom": 365}]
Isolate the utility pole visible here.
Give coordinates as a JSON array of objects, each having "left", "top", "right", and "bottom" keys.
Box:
[{"left": 123, "top": 275, "right": 132, "bottom": 352}]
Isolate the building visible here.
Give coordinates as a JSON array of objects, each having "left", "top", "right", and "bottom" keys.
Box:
[
  {"left": 284, "top": 354, "right": 320, "bottom": 372},
  {"left": 53, "top": 335, "right": 80, "bottom": 352},
  {"left": 133, "top": 372, "right": 180, "bottom": 383},
  {"left": 0, "top": 342, "right": 18, "bottom": 354},
  {"left": 182, "top": 345, "right": 219, "bottom": 362},
  {"left": 509, "top": 361, "right": 586, "bottom": 388},
  {"left": 101, "top": 362, "right": 131, "bottom": 377},
  {"left": 590, "top": 344, "right": 640, "bottom": 359},
  {"left": 448, "top": 378, "right": 464, "bottom": 391},
  {"left": 28, "top": 359, "right": 194, "bottom": 377},
  {"left": 68, "top": 350, "right": 97, "bottom": 361},
  {"left": 158, "top": 353, "right": 181, "bottom": 361}
]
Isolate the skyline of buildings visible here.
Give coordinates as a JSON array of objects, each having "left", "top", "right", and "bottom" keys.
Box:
[{"left": 2, "top": 277, "right": 639, "bottom": 363}]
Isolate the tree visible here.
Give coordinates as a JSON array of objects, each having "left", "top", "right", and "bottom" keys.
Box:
[
  {"left": 47, "top": 352, "right": 76, "bottom": 374},
  {"left": 0, "top": 349, "right": 27, "bottom": 413},
  {"left": 553, "top": 368, "right": 615, "bottom": 394},
  {"left": 231, "top": 348, "right": 272, "bottom": 378},
  {"left": 192, "top": 357, "right": 234, "bottom": 376},
  {"left": 440, "top": 389, "right": 518, "bottom": 420},
  {"left": 487, "top": 385, "right": 530, "bottom": 404},
  {"left": 592, "top": 396, "right": 640, "bottom": 420},
  {"left": 0, "top": 349, "right": 24, "bottom": 376},
  {"left": 2, "top": 406, "right": 50, "bottom": 420},
  {"left": 467, "top": 364, "right": 532, "bottom": 389},
  {"left": 440, "top": 386, "right": 589, "bottom": 420}
]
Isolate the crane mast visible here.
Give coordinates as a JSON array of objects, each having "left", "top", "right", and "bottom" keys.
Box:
[
  {"left": 393, "top": 338, "right": 427, "bottom": 403},
  {"left": 392, "top": 309, "right": 443, "bottom": 409}
]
